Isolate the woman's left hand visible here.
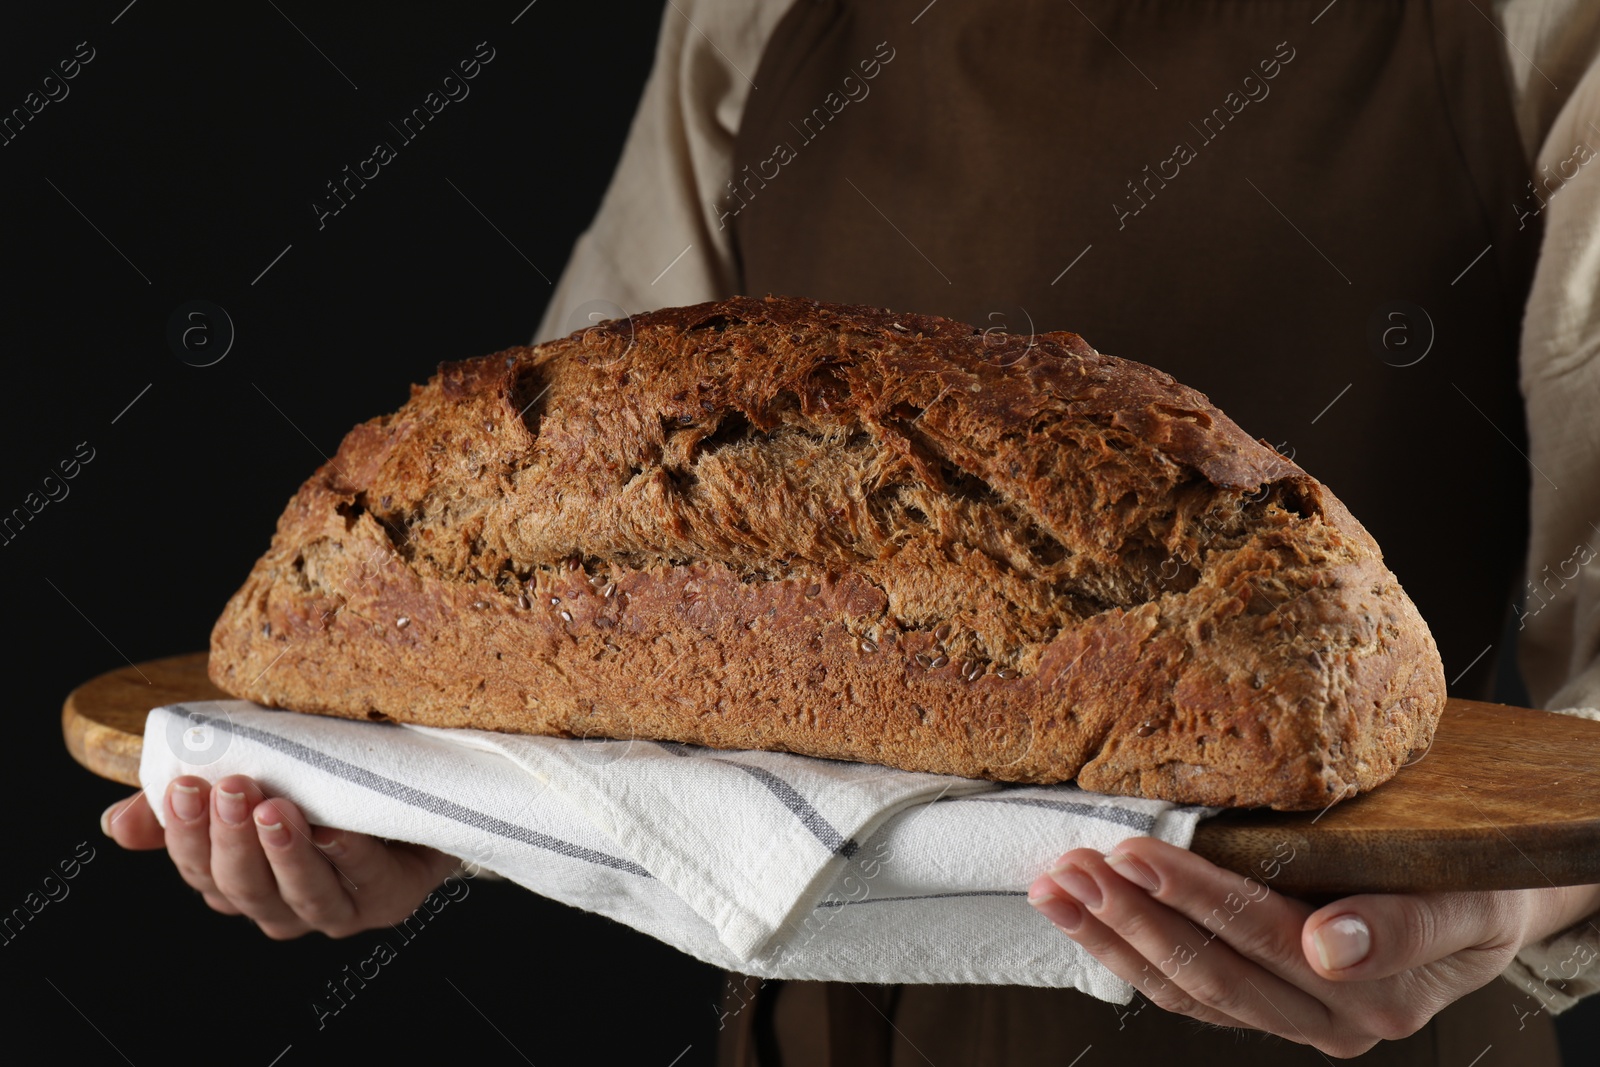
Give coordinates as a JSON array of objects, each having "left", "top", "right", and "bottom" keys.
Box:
[{"left": 1028, "top": 838, "right": 1600, "bottom": 1059}]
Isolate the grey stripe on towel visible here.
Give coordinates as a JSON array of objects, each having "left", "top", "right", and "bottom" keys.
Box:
[
  {"left": 815, "top": 890, "right": 1028, "bottom": 909},
  {"left": 949, "top": 795, "right": 1158, "bottom": 833},
  {"left": 710, "top": 759, "right": 860, "bottom": 857},
  {"left": 177, "top": 708, "right": 651, "bottom": 878}
]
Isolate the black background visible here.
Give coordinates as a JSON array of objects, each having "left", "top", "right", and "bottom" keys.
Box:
[
  {"left": 4, "top": 3, "right": 723, "bottom": 1065},
  {"left": 3, "top": 2, "right": 1597, "bottom": 1065}
]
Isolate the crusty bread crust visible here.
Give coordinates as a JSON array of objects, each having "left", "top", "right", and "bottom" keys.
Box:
[{"left": 209, "top": 296, "right": 1444, "bottom": 810}]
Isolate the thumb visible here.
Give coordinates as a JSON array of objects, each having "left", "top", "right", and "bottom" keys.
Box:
[
  {"left": 101, "top": 791, "right": 166, "bottom": 850},
  {"left": 1300, "top": 892, "right": 1522, "bottom": 982}
]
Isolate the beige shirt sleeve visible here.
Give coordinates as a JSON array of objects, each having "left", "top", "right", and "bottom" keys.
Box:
[
  {"left": 1499, "top": 0, "right": 1600, "bottom": 162},
  {"left": 1502, "top": 3, "right": 1600, "bottom": 1016},
  {"left": 532, "top": 0, "right": 785, "bottom": 344},
  {"left": 1516, "top": 45, "right": 1600, "bottom": 719}
]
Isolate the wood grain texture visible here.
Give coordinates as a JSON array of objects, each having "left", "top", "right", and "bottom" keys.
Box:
[
  {"left": 1192, "top": 698, "right": 1600, "bottom": 892},
  {"left": 61, "top": 652, "right": 225, "bottom": 788},
  {"left": 61, "top": 654, "right": 1600, "bottom": 893}
]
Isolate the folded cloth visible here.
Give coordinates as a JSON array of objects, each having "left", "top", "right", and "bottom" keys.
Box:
[{"left": 140, "top": 700, "right": 1216, "bottom": 999}]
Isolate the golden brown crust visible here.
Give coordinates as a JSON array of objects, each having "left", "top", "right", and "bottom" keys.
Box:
[{"left": 208, "top": 295, "right": 1444, "bottom": 810}]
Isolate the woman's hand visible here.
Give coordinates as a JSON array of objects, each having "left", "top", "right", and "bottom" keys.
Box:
[
  {"left": 1028, "top": 837, "right": 1600, "bottom": 1058},
  {"left": 102, "top": 775, "right": 460, "bottom": 939}
]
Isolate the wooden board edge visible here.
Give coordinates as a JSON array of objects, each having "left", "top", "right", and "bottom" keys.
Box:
[
  {"left": 62, "top": 698, "right": 143, "bottom": 787},
  {"left": 1192, "top": 819, "right": 1600, "bottom": 894}
]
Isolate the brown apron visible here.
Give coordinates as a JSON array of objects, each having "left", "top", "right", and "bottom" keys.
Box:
[{"left": 721, "top": 0, "right": 1551, "bottom": 1063}]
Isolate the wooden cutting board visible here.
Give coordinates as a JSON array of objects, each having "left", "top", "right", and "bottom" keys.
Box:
[{"left": 63, "top": 653, "right": 1600, "bottom": 894}]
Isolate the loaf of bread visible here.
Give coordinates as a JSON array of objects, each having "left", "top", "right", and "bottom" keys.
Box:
[{"left": 209, "top": 296, "right": 1444, "bottom": 810}]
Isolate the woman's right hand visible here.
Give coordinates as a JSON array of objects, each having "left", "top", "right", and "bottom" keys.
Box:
[{"left": 101, "top": 774, "right": 460, "bottom": 939}]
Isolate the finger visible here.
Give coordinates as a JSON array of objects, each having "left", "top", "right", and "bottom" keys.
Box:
[
  {"left": 1302, "top": 891, "right": 1522, "bottom": 982},
  {"left": 209, "top": 776, "right": 308, "bottom": 938},
  {"left": 1109, "top": 836, "right": 1315, "bottom": 982},
  {"left": 202, "top": 892, "right": 243, "bottom": 916},
  {"left": 100, "top": 791, "right": 164, "bottom": 850},
  {"left": 311, "top": 828, "right": 462, "bottom": 927},
  {"left": 162, "top": 777, "right": 220, "bottom": 897},
  {"left": 1028, "top": 873, "right": 1249, "bottom": 1031},
  {"left": 252, "top": 797, "right": 359, "bottom": 936},
  {"left": 1047, "top": 850, "right": 1331, "bottom": 1042}
]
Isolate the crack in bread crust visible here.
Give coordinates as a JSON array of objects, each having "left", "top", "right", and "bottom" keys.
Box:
[{"left": 208, "top": 295, "right": 1445, "bottom": 810}]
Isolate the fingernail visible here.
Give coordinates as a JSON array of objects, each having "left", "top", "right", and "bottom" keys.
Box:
[
  {"left": 1050, "top": 897, "right": 1083, "bottom": 932},
  {"left": 313, "top": 833, "right": 344, "bottom": 857},
  {"left": 1029, "top": 879, "right": 1085, "bottom": 929},
  {"left": 169, "top": 783, "right": 203, "bottom": 822},
  {"left": 1047, "top": 861, "right": 1104, "bottom": 909},
  {"left": 99, "top": 802, "right": 119, "bottom": 837},
  {"left": 255, "top": 808, "right": 290, "bottom": 849},
  {"left": 1313, "top": 914, "right": 1371, "bottom": 970},
  {"left": 1106, "top": 851, "right": 1160, "bottom": 892},
  {"left": 215, "top": 788, "right": 248, "bottom": 826}
]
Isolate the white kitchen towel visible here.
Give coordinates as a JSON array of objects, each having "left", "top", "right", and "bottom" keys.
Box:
[{"left": 139, "top": 700, "right": 1215, "bottom": 1000}]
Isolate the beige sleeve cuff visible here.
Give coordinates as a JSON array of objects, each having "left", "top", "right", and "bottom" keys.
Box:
[
  {"left": 1503, "top": 913, "right": 1600, "bottom": 1017},
  {"left": 1499, "top": 705, "right": 1600, "bottom": 1015}
]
